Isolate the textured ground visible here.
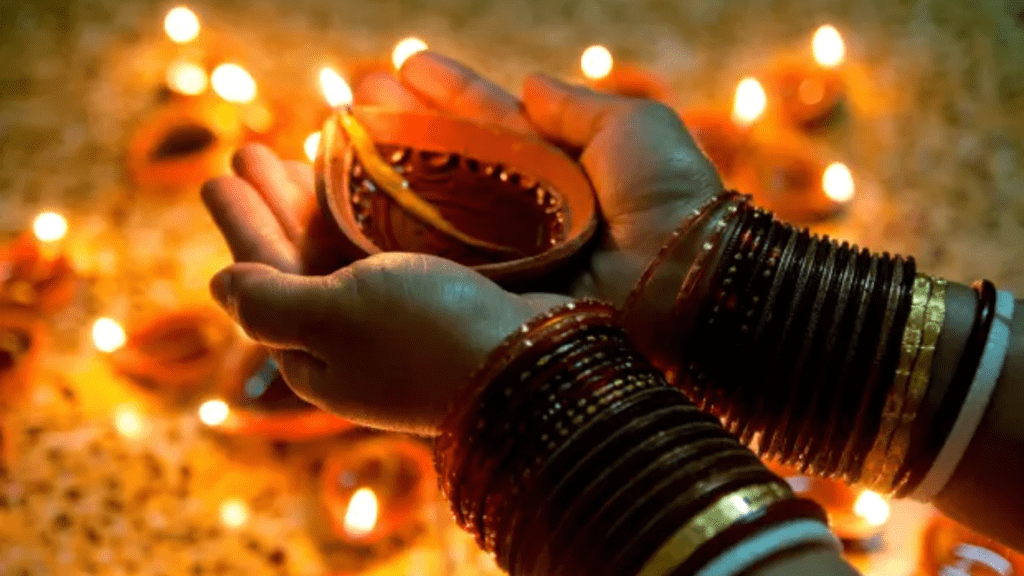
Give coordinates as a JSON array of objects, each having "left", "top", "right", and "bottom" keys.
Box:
[{"left": 1, "top": 0, "right": 1023, "bottom": 574}]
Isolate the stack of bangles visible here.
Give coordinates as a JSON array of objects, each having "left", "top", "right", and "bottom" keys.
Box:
[{"left": 433, "top": 191, "right": 1015, "bottom": 576}]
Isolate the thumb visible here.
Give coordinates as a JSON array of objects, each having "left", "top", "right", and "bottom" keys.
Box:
[
  {"left": 211, "top": 262, "right": 335, "bottom": 350},
  {"left": 522, "top": 73, "right": 632, "bottom": 148}
]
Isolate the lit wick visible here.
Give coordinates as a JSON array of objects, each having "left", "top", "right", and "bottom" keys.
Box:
[
  {"left": 731, "top": 77, "right": 767, "bottom": 128},
  {"left": 343, "top": 487, "right": 379, "bottom": 539},
  {"left": 318, "top": 68, "right": 521, "bottom": 257},
  {"left": 580, "top": 44, "right": 670, "bottom": 101},
  {"left": 164, "top": 6, "right": 201, "bottom": 45}
]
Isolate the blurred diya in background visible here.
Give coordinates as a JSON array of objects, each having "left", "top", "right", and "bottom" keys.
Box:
[
  {"left": 313, "top": 436, "right": 436, "bottom": 574},
  {"left": 579, "top": 44, "right": 671, "bottom": 101},
  {"left": 314, "top": 70, "right": 598, "bottom": 289},
  {"left": 0, "top": 309, "right": 45, "bottom": 409},
  {"left": 105, "top": 307, "right": 235, "bottom": 404},
  {"left": 346, "top": 36, "right": 429, "bottom": 90},
  {"left": 769, "top": 463, "right": 890, "bottom": 547},
  {"left": 766, "top": 25, "right": 848, "bottom": 130},
  {"left": 920, "top": 515, "right": 1024, "bottom": 576},
  {"left": 199, "top": 341, "right": 355, "bottom": 440},
  {"left": 1, "top": 218, "right": 76, "bottom": 317}
]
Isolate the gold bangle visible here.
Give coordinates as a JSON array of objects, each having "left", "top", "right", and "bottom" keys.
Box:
[
  {"left": 636, "top": 482, "right": 792, "bottom": 576},
  {"left": 861, "top": 274, "right": 932, "bottom": 491},
  {"left": 888, "top": 277, "right": 946, "bottom": 491}
]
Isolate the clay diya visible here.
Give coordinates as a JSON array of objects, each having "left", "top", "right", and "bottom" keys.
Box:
[
  {"left": 920, "top": 515, "right": 1023, "bottom": 575},
  {"left": 127, "top": 95, "right": 242, "bottom": 189},
  {"left": 769, "top": 463, "right": 889, "bottom": 545},
  {"left": 0, "top": 308, "right": 45, "bottom": 409},
  {"left": 206, "top": 341, "right": 355, "bottom": 440},
  {"left": 0, "top": 232, "right": 77, "bottom": 317},
  {"left": 313, "top": 436, "right": 435, "bottom": 573},
  {"left": 730, "top": 132, "right": 850, "bottom": 223},
  {"left": 679, "top": 109, "right": 751, "bottom": 182},
  {"left": 580, "top": 45, "right": 670, "bottom": 101},
  {"left": 766, "top": 26, "right": 848, "bottom": 130},
  {"left": 107, "top": 307, "right": 235, "bottom": 404},
  {"left": 316, "top": 107, "right": 598, "bottom": 289}
]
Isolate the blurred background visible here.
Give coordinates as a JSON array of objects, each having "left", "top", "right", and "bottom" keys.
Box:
[{"left": 2, "top": 0, "right": 1024, "bottom": 574}]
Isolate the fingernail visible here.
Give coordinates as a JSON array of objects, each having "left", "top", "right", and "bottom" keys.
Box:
[{"left": 210, "top": 269, "right": 233, "bottom": 308}]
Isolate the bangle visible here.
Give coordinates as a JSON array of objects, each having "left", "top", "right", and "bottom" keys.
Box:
[
  {"left": 694, "top": 519, "right": 841, "bottom": 576},
  {"left": 910, "top": 289, "right": 1014, "bottom": 501}
]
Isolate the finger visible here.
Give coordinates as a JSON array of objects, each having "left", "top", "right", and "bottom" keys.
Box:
[
  {"left": 399, "top": 51, "right": 531, "bottom": 132},
  {"left": 281, "top": 159, "right": 349, "bottom": 274},
  {"left": 271, "top": 348, "right": 327, "bottom": 405},
  {"left": 522, "top": 73, "right": 629, "bottom": 147},
  {"left": 210, "top": 262, "right": 335, "bottom": 350},
  {"left": 354, "top": 71, "right": 431, "bottom": 110},
  {"left": 232, "top": 144, "right": 311, "bottom": 246},
  {"left": 282, "top": 160, "right": 315, "bottom": 195},
  {"left": 201, "top": 176, "right": 302, "bottom": 273}
]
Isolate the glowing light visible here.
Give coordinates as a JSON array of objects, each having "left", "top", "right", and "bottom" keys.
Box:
[
  {"left": 198, "top": 399, "right": 230, "bottom": 426},
  {"left": 211, "top": 63, "right": 257, "bottom": 104},
  {"left": 304, "top": 132, "right": 322, "bottom": 162},
  {"left": 92, "top": 318, "right": 127, "bottom": 353},
  {"left": 823, "top": 162, "right": 855, "bottom": 202},
  {"left": 392, "top": 37, "right": 428, "bottom": 70},
  {"left": 113, "top": 405, "right": 144, "bottom": 439},
  {"left": 220, "top": 499, "right": 249, "bottom": 528},
  {"left": 853, "top": 489, "right": 890, "bottom": 527},
  {"left": 731, "top": 77, "right": 767, "bottom": 127},
  {"left": 343, "top": 487, "right": 379, "bottom": 538},
  {"left": 813, "top": 25, "right": 845, "bottom": 68},
  {"left": 164, "top": 7, "right": 200, "bottom": 44},
  {"left": 319, "top": 67, "right": 353, "bottom": 108},
  {"left": 166, "top": 61, "right": 208, "bottom": 96},
  {"left": 580, "top": 45, "right": 614, "bottom": 81},
  {"left": 32, "top": 212, "right": 68, "bottom": 242}
]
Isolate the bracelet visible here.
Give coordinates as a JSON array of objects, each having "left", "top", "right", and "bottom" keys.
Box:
[
  {"left": 910, "top": 289, "right": 1014, "bottom": 501},
  {"left": 694, "top": 519, "right": 841, "bottom": 576}
]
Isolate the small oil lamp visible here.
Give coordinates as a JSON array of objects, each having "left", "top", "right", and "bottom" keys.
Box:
[
  {"left": 1, "top": 221, "right": 76, "bottom": 317},
  {"left": 679, "top": 77, "right": 767, "bottom": 182},
  {"left": 768, "top": 25, "right": 847, "bottom": 130},
  {"left": 0, "top": 308, "right": 44, "bottom": 408},
  {"left": 347, "top": 37, "right": 429, "bottom": 91},
  {"left": 105, "top": 308, "right": 235, "bottom": 404},
  {"left": 315, "top": 71, "right": 598, "bottom": 289},
  {"left": 920, "top": 515, "right": 1023, "bottom": 575},
  {"left": 312, "top": 436, "right": 435, "bottom": 573},
  {"left": 201, "top": 341, "right": 354, "bottom": 440},
  {"left": 579, "top": 45, "right": 670, "bottom": 101}
]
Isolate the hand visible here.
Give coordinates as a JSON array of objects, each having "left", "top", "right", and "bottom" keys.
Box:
[
  {"left": 356, "top": 52, "right": 724, "bottom": 305},
  {"left": 203, "top": 146, "right": 570, "bottom": 435}
]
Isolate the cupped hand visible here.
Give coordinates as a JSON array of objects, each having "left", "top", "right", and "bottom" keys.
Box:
[
  {"left": 203, "top": 145, "right": 570, "bottom": 435},
  {"left": 356, "top": 51, "right": 724, "bottom": 305}
]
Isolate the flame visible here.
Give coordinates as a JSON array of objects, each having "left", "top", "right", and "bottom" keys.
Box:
[
  {"left": 166, "top": 60, "right": 208, "bottom": 96},
  {"left": 813, "top": 25, "right": 845, "bottom": 68},
  {"left": 392, "top": 37, "right": 428, "bottom": 70},
  {"left": 823, "top": 162, "right": 855, "bottom": 202},
  {"left": 343, "top": 487, "right": 379, "bottom": 538},
  {"left": 853, "top": 489, "right": 890, "bottom": 527},
  {"left": 33, "top": 212, "right": 67, "bottom": 242},
  {"left": 580, "top": 45, "right": 614, "bottom": 81},
  {"left": 198, "top": 399, "right": 230, "bottom": 426},
  {"left": 211, "top": 63, "right": 257, "bottom": 104},
  {"left": 220, "top": 499, "right": 249, "bottom": 528},
  {"left": 92, "top": 318, "right": 127, "bottom": 353},
  {"left": 731, "top": 77, "right": 767, "bottom": 127},
  {"left": 304, "top": 132, "right": 322, "bottom": 162},
  {"left": 164, "top": 7, "right": 200, "bottom": 44},
  {"left": 113, "top": 405, "right": 144, "bottom": 439},
  {"left": 319, "top": 67, "right": 353, "bottom": 108}
]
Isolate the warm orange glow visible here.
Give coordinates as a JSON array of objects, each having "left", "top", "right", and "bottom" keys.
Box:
[
  {"left": 92, "top": 318, "right": 127, "bottom": 353},
  {"left": 343, "top": 487, "right": 378, "bottom": 538},
  {"left": 166, "top": 61, "right": 208, "bottom": 96},
  {"left": 853, "top": 489, "right": 890, "bottom": 527},
  {"left": 392, "top": 37, "right": 428, "bottom": 70},
  {"left": 823, "top": 162, "right": 855, "bottom": 202},
  {"left": 580, "top": 45, "right": 614, "bottom": 81},
  {"left": 319, "top": 67, "right": 353, "bottom": 108},
  {"left": 198, "top": 399, "right": 230, "bottom": 426},
  {"left": 304, "top": 132, "right": 322, "bottom": 162},
  {"left": 33, "top": 211, "right": 68, "bottom": 242},
  {"left": 113, "top": 405, "right": 144, "bottom": 439},
  {"left": 164, "top": 7, "right": 200, "bottom": 44},
  {"left": 813, "top": 25, "right": 845, "bottom": 68},
  {"left": 220, "top": 499, "right": 249, "bottom": 528},
  {"left": 211, "top": 63, "right": 257, "bottom": 104},
  {"left": 731, "top": 77, "right": 767, "bottom": 127}
]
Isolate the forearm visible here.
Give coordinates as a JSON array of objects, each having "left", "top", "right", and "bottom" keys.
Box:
[
  {"left": 623, "top": 191, "right": 1024, "bottom": 549},
  {"left": 436, "top": 301, "right": 852, "bottom": 576}
]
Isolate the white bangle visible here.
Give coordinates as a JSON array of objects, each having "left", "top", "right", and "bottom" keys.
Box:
[
  {"left": 695, "top": 520, "right": 841, "bottom": 576},
  {"left": 911, "top": 290, "right": 1015, "bottom": 502}
]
